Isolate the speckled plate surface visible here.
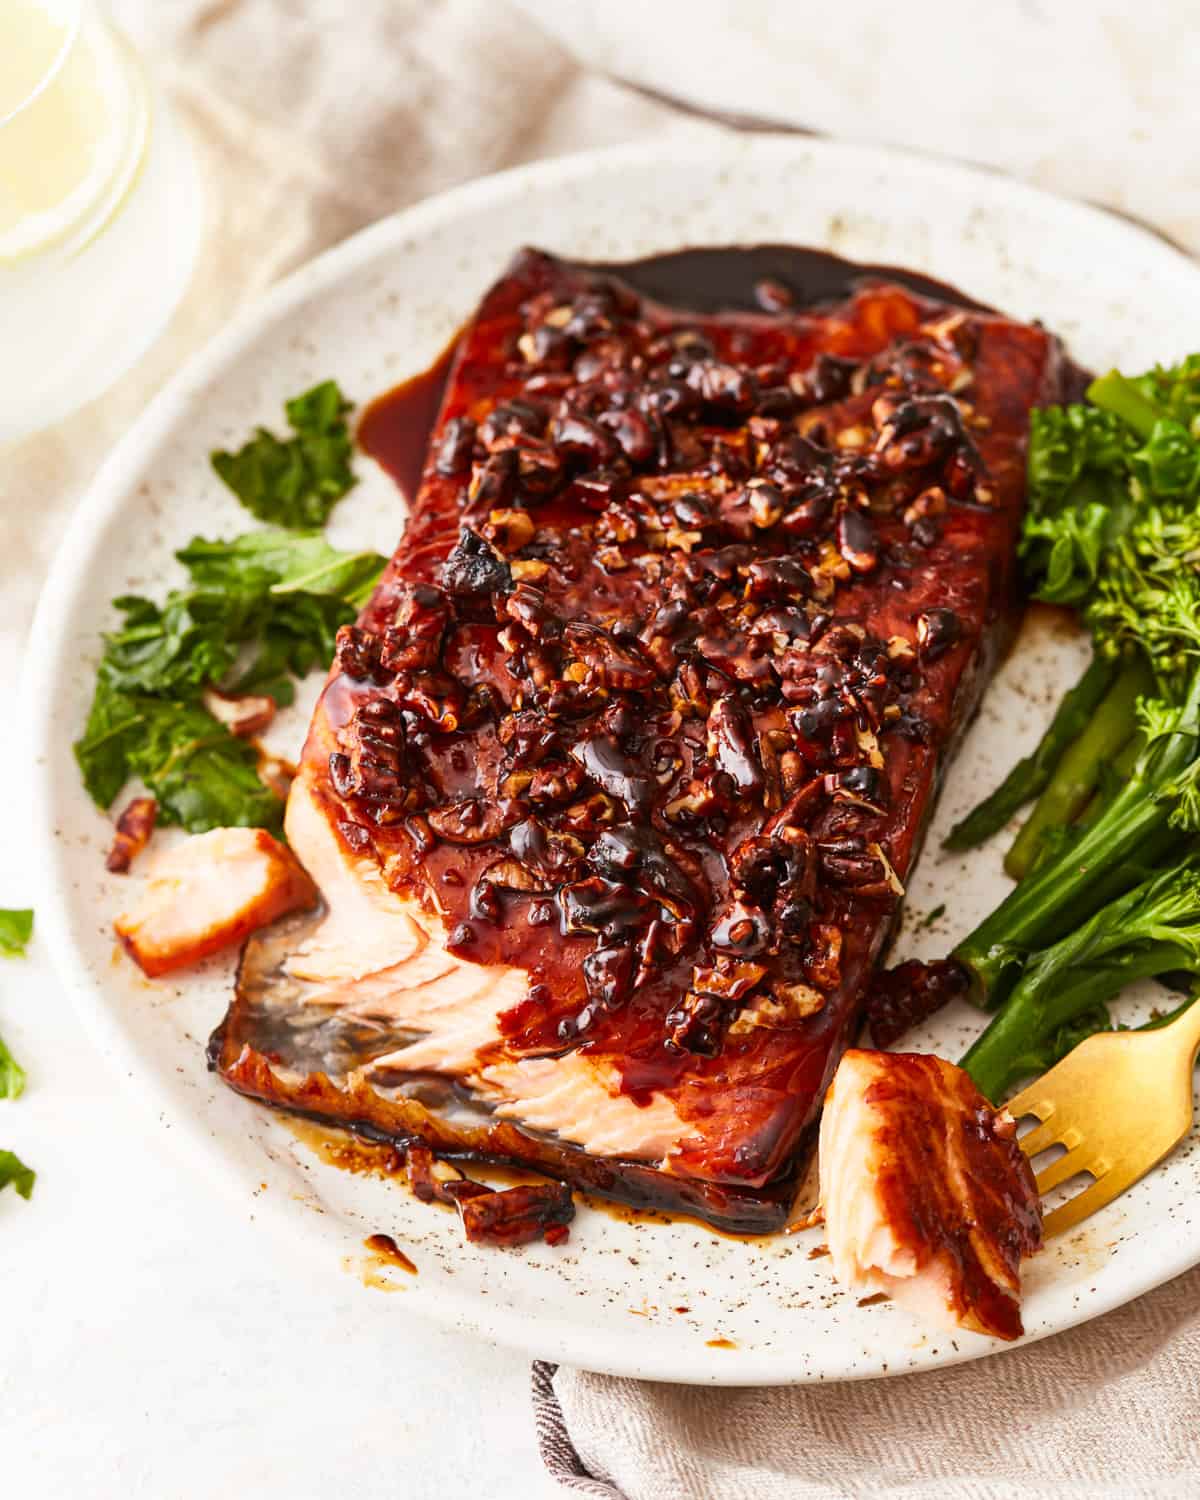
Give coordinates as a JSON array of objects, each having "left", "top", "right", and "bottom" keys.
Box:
[{"left": 27, "top": 138, "right": 1200, "bottom": 1384}]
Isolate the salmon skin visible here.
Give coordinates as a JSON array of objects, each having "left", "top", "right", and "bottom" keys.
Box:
[{"left": 209, "top": 247, "right": 1070, "bottom": 1233}]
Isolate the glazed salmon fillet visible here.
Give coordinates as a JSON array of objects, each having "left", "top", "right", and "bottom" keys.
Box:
[
  {"left": 209, "top": 247, "right": 1069, "bottom": 1231},
  {"left": 818, "top": 1050, "right": 1042, "bottom": 1339}
]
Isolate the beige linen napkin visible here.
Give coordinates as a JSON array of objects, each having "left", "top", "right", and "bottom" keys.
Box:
[
  {"left": 533, "top": 1265, "right": 1200, "bottom": 1497},
  {"left": 9, "top": 5, "right": 1200, "bottom": 1496}
]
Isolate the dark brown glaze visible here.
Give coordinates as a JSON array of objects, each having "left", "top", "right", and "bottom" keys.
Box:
[
  {"left": 860, "top": 1052, "right": 1041, "bottom": 1339},
  {"left": 212, "top": 245, "right": 1069, "bottom": 1231},
  {"left": 587, "top": 245, "right": 997, "bottom": 318},
  {"left": 358, "top": 337, "right": 459, "bottom": 501},
  {"left": 363, "top": 1232, "right": 418, "bottom": 1273}
]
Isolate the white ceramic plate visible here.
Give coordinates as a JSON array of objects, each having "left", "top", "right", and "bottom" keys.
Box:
[{"left": 27, "top": 138, "right": 1200, "bottom": 1385}]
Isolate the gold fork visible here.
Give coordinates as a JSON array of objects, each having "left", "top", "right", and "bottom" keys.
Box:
[{"left": 1007, "top": 1000, "right": 1200, "bottom": 1237}]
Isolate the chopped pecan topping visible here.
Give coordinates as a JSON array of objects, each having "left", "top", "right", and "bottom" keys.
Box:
[{"left": 330, "top": 260, "right": 996, "bottom": 1060}]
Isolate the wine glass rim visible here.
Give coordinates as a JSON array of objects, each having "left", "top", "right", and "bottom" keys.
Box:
[{"left": 0, "top": 0, "right": 85, "bottom": 132}]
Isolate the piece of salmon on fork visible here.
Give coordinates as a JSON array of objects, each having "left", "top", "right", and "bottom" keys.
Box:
[{"left": 210, "top": 246, "right": 1071, "bottom": 1234}]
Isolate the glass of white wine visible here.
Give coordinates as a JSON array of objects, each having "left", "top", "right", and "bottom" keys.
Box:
[{"left": 0, "top": 0, "right": 203, "bottom": 441}]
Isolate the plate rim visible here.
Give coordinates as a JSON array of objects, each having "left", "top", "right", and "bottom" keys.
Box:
[{"left": 24, "top": 133, "right": 1200, "bottom": 1385}]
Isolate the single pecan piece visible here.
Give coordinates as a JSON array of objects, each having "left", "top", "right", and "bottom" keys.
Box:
[
  {"left": 917, "top": 607, "right": 961, "bottom": 662},
  {"left": 458, "top": 1182, "right": 575, "bottom": 1248},
  {"left": 329, "top": 698, "right": 410, "bottom": 823},
  {"left": 564, "top": 620, "right": 657, "bottom": 693},
  {"left": 706, "top": 694, "right": 763, "bottom": 796},
  {"left": 202, "top": 686, "right": 276, "bottom": 739},
  {"left": 380, "top": 583, "right": 449, "bottom": 672},
  {"left": 804, "top": 923, "right": 843, "bottom": 990},
  {"left": 426, "top": 798, "right": 516, "bottom": 845},
  {"left": 691, "top": 957, "right": 766, "bottom": 1003},
  {"left": 664, "top": 990, "right": 726, "bottom": 1055},
  {"left": 434, "top": 416, "right": 476, "bottom": 476},
  {"left": 508, "top": 817, "right": 585, "bottom": 879},
  {"left": 865, "top": 957, "right": 970, "bottom": 1047},
  {"left": 334, "top": 625, "right": 388, "bottom": 683},
  {"left": 106, "top": 796, "right": 157, "bottom": 874}
]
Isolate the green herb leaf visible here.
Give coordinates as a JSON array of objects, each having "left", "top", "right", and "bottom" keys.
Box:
[
  {"left": 176, "top": 529, "right": 385, "bottom": 605},
  {"left": 211, "top": 380, "right": 357, "bottom": 527},
  {"left": 76, "top": 682, "right": 283, "bottom": 834},
  {"left": 0, "top": 1035, "right": 25, "bottom": 1099},
  {"left": 0, "top": 1150, "right": 35, "bottom": 1201},
  {"left": 75, "top": 527, "right": 384, "bottom": 832},
  {"left": 0, "top": 910, "right": 33, "bottom": 958}
]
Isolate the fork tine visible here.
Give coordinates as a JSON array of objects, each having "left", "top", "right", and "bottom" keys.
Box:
[
  {"left": 1017, "top": 1116, "right": 1064, "bottom": 1158},
  {"left": 1035, "top": 1146, "right": 1093, "bottom": 1196},
  {"left": 1005, "top": 1083, "right": 1054, "bottom": 1123},
  {"left": 1041, "top": 1171, "right": 1116, "bottom": 1238}
]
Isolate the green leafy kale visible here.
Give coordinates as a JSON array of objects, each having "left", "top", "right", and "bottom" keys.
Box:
[
  {"left": 0, "top": 1150, "right": 35, "bottom": 1202},
  {"left": 0, "top": 909, "right": 33, "bottom": 1099},
  {"left": 74, "top": 528, "right": 385, "bottom": 832},
  {"left": 0, "top": 910, "right": 33, "bottom": 958},
  {"left": 211, "top": 380, "right": 357, "bottom": 527},
  {"left": 76, "top": 686, "right": 284, "bottom": 833},
  {"left": 176, "top": 531, "right": 384, "bottom": 605},
  {"left": 0, "top": 1036, "right": 25, "bottom": 1101}
]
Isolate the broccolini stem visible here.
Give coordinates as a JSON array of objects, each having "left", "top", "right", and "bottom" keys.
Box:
[
  {"left": 955, "top": 666, "right": 1200, "bottom": 1006},
  {"left": 1004, "top": 657, "right": 1153, "bottom": 879},
  {"left": 1047, "top": 821, "right": 1185, "bottom": 935},
  {"left": 942, "top": 655, "right": 1116, "bottom": 852},
  {"left": 962, "top": 940, "right": 1193, "bottom": 1101},
  {"left": 1087, "top": 371, "right": 1164, "bottom": 440}
]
